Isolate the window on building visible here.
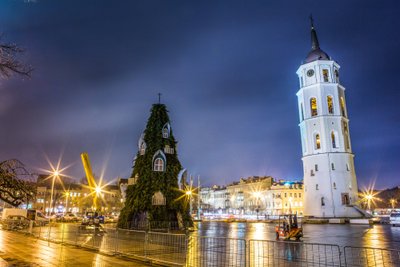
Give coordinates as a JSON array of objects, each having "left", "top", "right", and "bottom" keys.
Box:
[
  {"left": 310, "top": 97, "right": 318, "bottom": 116},
  {"left": 322, "top": 69, "right": 329, "bottom": 82},
  {"left": 346, "top": 163, "right": 350, "bottom": 171},
  {"left": 300, "top": 103, "right": 304, "bottom": 121},
  {"left": 310, "top": 170, "right": 315, "bottom": 176},
  {"left": 316, "top": 184, "right": 319, "bottom": 190},
  {"left": 331, "top": 163, "right": 335, "bottom": 170},
  {"left": 299, "top": 193, "right": 302, "bottom": 198},
  {"left": 343, "top": 122, "right": 350, "bottom": 149},
  {"left": 335, "top": 69, "right": 340, "bottom": 83},
  {"left": 327, "top": 96, "right": 334, "bottom": 114},
  {"left": 331, "top": 131, "right": 337, "bottom": 148},
  {"left": 341, "top": 193, "right": 350, "bottom": 205},
  {"left": 154, "top": 158, "right": 164, "bottom": 172},
  {"left": 333, "top": 182, "right": 337, "bottom": 189},
  {"left": 290, "top": 193, "right": 293, "bottom": 197},
  {"left": 315, "top": 134, "right": 321, "bottom": 150},
  {"left": 284, "top": 193, "right": 287, "bottom": 198},
  {"left": 162, "top": 123, "right": 170, "bottom": 138},
  {"left": 300, "top": 76, "right": 304, "bottom": 87},
  {"left": 315, "top": 164, "right": 318, "bottom": 171},
  {"left": 162, "top": 128, "right": 169, "bottom": 138},
  {"left": 321, "top": 197, "right": 325, "bottom": 206},
  {"left": 340, "top": 97, "right": 346, "bottom": 117},
  {"left": 294, "top": 193, "right": 297, "bottom": 198}
]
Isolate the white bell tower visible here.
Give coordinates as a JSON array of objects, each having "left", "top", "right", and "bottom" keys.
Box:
[{"left": 296, "top": 19, "right": 361, "bottom": 218}]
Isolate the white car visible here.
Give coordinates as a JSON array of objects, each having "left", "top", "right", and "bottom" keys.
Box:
[
  {"left": 390, "top": 212, "right": 400, "bottom": 226},
  {"left": 62, "top": 213, "right": 79, "bottom": 222}
]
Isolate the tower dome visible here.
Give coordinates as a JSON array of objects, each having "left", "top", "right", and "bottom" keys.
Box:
[{"left": 304, "top": 17, "right": 330, "bottom": 63}]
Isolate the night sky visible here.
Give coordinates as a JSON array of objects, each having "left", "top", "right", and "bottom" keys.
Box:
[{"left": 0, "top": 1, "right": 399, "bottom": 189}]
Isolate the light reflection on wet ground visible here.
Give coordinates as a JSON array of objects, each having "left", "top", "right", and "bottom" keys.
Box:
[{"left": 194, "top": 221, "right": 400, "bottom": 249}]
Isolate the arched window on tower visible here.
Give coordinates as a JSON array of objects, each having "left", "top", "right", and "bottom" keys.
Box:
[
  {"left": 343, "top": 122, "right": 350, "bottom": 150},
  {"left": 331, "top": 131, "right": 337, "bottom": 148},
  {"left": 327, "top": 96, "right": 334, "bottom": 114},
  {"left": 310, "top": 97, "right": 318, "bottom": 117},
  {"left": 340, "top": 97, "right": 346, "bottom": 117},
  {"left": 322, "top": 69, "right": 329, "bottom": 82},
  {"left": 315, "top": 134, "right": 321, "bottom": 150},
  {"left": 334, "top": 69, "right": 340, "bottom": 83}
]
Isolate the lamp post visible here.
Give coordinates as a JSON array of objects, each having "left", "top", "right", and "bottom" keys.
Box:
[
  {"left": 64, "top": 191, "right": 70, "bottom": 214},
  {"left": 48, "top": 170, "right": 59, "bottom": 216},
  {"left": 186, "top": 190, "right": 192, "bottom": 216}
]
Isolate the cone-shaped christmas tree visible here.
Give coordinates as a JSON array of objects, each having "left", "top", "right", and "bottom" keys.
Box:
[{"left": 118, "top": 103, "right": 192, "bottom": 229}]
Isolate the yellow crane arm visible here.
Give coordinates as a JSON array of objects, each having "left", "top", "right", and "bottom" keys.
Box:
[
  {"left": 80, "top": 152, "right": 98, "bottom": 210},
  {"left": 81, "top": 152, "right": 97, "bottom": 189}
]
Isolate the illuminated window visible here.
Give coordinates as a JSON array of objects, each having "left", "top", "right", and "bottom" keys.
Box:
[
  {"left": 310, "top": 97, "right": 318, "bottom": 116},
  {"left": 322, "top": 69, "right": 329, "bottom": 83},
  {"left": 327, "top": 96, "right": 334, "bottom": 114},
  {"left": 322, "top": 69, "right": 329, "bottom": 82},
  {"left": 331, "top": 131, "right": 337, "bottom": 148},
  {"left": 153, "top": 158, "right": 164, "bottom": 172},
  {"left": 315, "top": 134, "right": 321, "bottom": 150},
  {"left": 340, "top": 97, "right": 346, "bottom": 117}
]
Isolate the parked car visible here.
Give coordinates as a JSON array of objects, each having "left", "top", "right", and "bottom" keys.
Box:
[
  {"left": 390, "top": 212, "right": 400, "bottom": 226},
  {"left": 62, "top": 213, "right": 79, "bottom": 222}
]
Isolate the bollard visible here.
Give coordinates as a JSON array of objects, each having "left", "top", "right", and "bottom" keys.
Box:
[{"left": 29, "top": 220, "right": 33, "bottom": 234}]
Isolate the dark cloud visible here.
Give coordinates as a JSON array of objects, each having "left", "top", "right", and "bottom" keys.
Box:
[{"left": 0, "top": 0, "right": 399, "bottom": 189}]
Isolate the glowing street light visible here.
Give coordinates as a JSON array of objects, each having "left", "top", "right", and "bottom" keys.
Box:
[
  {"left": 390, "top": 198, "right": 397, "bottom": 209},
  {"left": 48, "top": 169, "right": 60, "bottom": 216}
]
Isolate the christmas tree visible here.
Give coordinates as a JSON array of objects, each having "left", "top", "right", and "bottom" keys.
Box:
[{"left": 118, "top": 103, "right": 192, "bottom": 229}]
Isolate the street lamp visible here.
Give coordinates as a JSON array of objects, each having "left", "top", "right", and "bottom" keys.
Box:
[
  {"left": 48, "top": 170, "right": 60, "bottom": 216},
  {"left": 186, "top": 190, "right": 193, "bottom": 215}
]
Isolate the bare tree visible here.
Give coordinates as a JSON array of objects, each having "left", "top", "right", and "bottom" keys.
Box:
[
  {"left": 0, "top": 159, "right": 37, "bottom": 207},
  {"left": 0, "top": 35, "right": 33, "bottom": 78}
]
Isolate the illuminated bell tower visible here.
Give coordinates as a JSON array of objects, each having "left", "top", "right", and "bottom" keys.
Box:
[{"left": 296, "top": 19, "right": 360, "bottom": 218}]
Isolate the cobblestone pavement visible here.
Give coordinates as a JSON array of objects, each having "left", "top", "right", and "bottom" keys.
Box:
[{"left": 0, "top": 230, "right": 149, "bottom": 266}]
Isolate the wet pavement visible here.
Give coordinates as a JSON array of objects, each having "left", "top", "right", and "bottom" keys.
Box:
[
  {"left": 0, "top": 230, "right": 149, "bottom": 266},
  {"left": 195, "top": 221, "right": 400, "bottom": 249}
]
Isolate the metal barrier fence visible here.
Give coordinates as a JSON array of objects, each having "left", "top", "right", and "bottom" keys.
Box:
[
  {"left": 3, "top": 221, "right": 400, "bottom": 267},
  {"left": 249, "top": 239, "right": 341, "bottom": 266},
  {"left": 344, "top": 246, "right": 400, "bottom": 267},
  {"left": 186, "top": 236, "right": 246, "bottom": 267}
]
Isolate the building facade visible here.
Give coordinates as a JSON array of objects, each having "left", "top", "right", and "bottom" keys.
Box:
[
  {"left": 200, "top": 177, "right": 304, "bottom": 217},
  {"left": 265, "top": 181, "right": 303, "bottom": 216},
  {"left": 34, "top": 175, "right": 123, "bottom": 214},
  {"left": 296, "top": 20, "right": 360, "bottom": 218}
]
